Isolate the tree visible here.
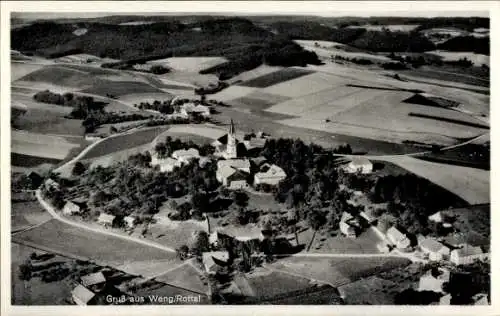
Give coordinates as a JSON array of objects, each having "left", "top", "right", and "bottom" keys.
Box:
[
  {"left": 176, "top": 244, "right": 190, "bottom": 260},
  {"left": 192, "top": 192, "right": 210, "bottom": 217},
  {"left": 18, "top": 260, "right": 32, "bottom": 281},
  {"left": 232, "top": 191, "right": 249, "bottom": 208},
  {"left": 72, "top": 162, "right": 86, "bottom": 176},
  {"left": 308, "top": 209, "right": 326, "bottom": 231},
  {"left": 192, "top": 231, "right": 210, "bottom": 256}
]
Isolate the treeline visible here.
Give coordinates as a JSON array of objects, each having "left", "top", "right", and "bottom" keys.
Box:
[
  {"left": 332, "top": 55, "right": 373, "bottom": 65},
  {"left": 437, "top": 36, "right": 489, "bottom": 55},
  {"left": 12, "top": 19, "right": 321, "bottom": 79},
  {"left": 134, "top": 100, "right": 175, "bottom": 114}
]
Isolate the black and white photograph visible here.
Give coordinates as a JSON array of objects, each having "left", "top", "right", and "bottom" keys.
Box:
[{"left": 2, "top": 0, "right": 495, "bottom": 311}]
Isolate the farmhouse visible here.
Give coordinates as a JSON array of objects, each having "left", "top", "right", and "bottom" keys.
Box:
[
  {"left": 386, "top": 226, "right": 410, "bottom": 249},
  {"left": 418, "top": 267, "right": 450, "bottom": 293},
  {"left": 342, "top": 157, "right": 373, "bottom": 174},
  {"left": 71, "top": 285, "right": 96, "bottom": 305},
  {"left": 81, "top": 272, "right": 106, "bottom": 290},
  {"left": 97, "top": 213, "right": 115, "bottom": 227},
  {"left": 172, "top": 148, "right": 200, "bottom": 164},
  {"left": 428, "top": 211, "right": 444, "bottom": 223},
  {"left": 63, "top": 201, "right": 81, "bottom": 216},
  {"left": 243, "top": 137, "right": 267, "bottom": 152},
  {"left": 202, "top": 251, "right": 230, "bottom": 274},
  {"left": 216, "top": 166, "right": 249, "bottom": 189},
  {"left": 450, "top": 244, "right": 488, "bottom": 265},
  {"left": 151, "top": 155, "right": 183, "bottom": 173},
  {"left": 181, "top": 103, "right": 211, "bottom": 117},
  {"left": 419, "top": 237, "right": 450, "bottom": 261},
  {"left": 44, "top": 178, "right": 60, "bottom": 191},
  {"left": 254, "top": 164, "right": 287, "bottom": 186},
  {"left": 124, "top": 216, "right": 137, "bottom": 228}
]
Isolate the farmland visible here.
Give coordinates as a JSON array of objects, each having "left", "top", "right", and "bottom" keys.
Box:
[
  {"left": 238, "top": 68, "right": 314, "bottom": 88},
  {"left": 148, "top": 56, "right": 228, "bottom": 73},
  {"left": 268, "top": 256, "right": 411, "bottom": 287},
  {"left": 428, "top": 50, "right": 490, "bottom": 67},
  {"left": 308, "top": 228, "right": 382, "bottom": 254},
  {"left": 80, "top": 126, "right": 169, "bottom": 160},
  {"left": 12, "top": 201, "right": 52, "bottom": 232},
  {"left": 12, "top": 131, "right": 83, "bottom": 161},
  {"left": 81, "top": 80, "right": 163, "bottom": 97},
  {"left": 12, "top": 219, "right": 178, "bottom": 268}
]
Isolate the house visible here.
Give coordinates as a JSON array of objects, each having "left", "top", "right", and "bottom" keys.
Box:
[
  {"left": 71, "top": 285, "right": 96, "bottom": 305},
  {"left": 44, "top": 178, "right": 60, "bottom": 191},
  {"left": 428, "top": 211, "right": 443, "bottom": 223},
  {"left": 63, "top": 201, "right": 81, "bottom": 215},
  {"left": 172, "top": 148, "right": 200, "bottom": 164},
  {"left": 418, "top": 267, "right": 450, "bottom": 293},
  {"left": 81, "top": 272, "right": 106, "bottom": 288},
  {"left": 243, "top": 137, "right": 267, "bottom": 152},
  {"left": 181, "top": 103, "right": 211, "bottom": 117},
  {"left": 250, "top": 156, "right": 268, "bottom": 169},
  {"left": 359, "top": 209, "right": 377, "bottom": 224},
  {"left": 419, "top": 237, "right": 450, "bottom": 261},
  {"left": 216, "top": 165, "right": 249, "bottom": 189},
  {"left": 340, "top": 212, "right": 361, "bottom": 238},
  {"left": 386, "top": 226, "right": 411, "bottom": 249},
  {"left": 450, "top": 244, "right": 488, "bottom": 265},
  {"left": 202, "top": 251, "right": 229, "bottom": 274},
  {"left": 151, "top": 156, "right": 183, "bottom": 173},
  {"left": 254, "top": 164, "right": 287, "bottom": 186},
  {"left": 217, "top": 159, "right": 251, "bottom": 174},
  {"left": 198, "top": 157, "right": 211, "bottom": 168},
  {"left": 340, "top": 221, "right": 357, "bottom": 238},
  {"left": 97, "top": 213, "right": 115, "bottom": 227},
  {"left": 342, "top": 157, "right": 373, "bottom": 174},
  {"left": 124, "top": 216, "right": 136, "bottom": 228}
]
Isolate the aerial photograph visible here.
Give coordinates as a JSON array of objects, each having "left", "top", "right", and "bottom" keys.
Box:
[{"left": 9, "top": 5, "right": 490, "bottom": 306}]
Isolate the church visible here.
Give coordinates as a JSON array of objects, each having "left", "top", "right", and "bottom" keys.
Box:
[{"left": 211, "top": 119, "right": 241, "bottom": 159}]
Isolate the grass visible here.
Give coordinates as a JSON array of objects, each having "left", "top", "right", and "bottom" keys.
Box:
[
  {"left": 238, "top": 68, "right": 314, "bottom": 88},
  {"left": 16, "top": 65, "right": 104, "bottom": 88},
  {"left": 12, "top": 201, "right": 52, "bottom": 231},
  {"left": 11, "top": 243, "right": 74, "bottom": 305},
  {"left": 243, "top": 268, "right": 315, "bottom": 299},
  {"left": 408, "top": 112, "right": 489, "bottom": 129},
  {"left": 401, "top": 66, "right": 489, "bottom": 88},
  {"left": 148, "top": 56, "right": 228, "bottom": 73},
  {"left": 12, "top": 131, "right": 83, "bottom": 160},
  {"left": 12, "top": 108, "right": 85, "bottom": 136},
  {"left": 309, "top": 228, "right": 382, "bottom": 254},
  {"left": 11, "top": 153, "right": 61, "bottom": 168},
  {"left": 80, "top": 126, "right": 169, "bottom": 159},
  {"left": 12, "top": 219, "right": 177, "bottom": 267},
  {"left": 230, "top": 91, "right": 291, "bottom": 111},
  {"left": 81, "top": 80, "right": 163, "bottom": 97},
  {"left": 268, "top": 256, "right": 411, "bottom": 287},
  {"left": 11, "top": 62, "right": 46, "bottom": 81}
]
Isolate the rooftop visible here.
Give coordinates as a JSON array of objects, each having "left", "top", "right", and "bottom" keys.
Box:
[
  {"left": 71, "top": 285, "right": 96, "bottom": 304},
  {"left": 81, "top": 272, "right": 106, "bottom": 287}
]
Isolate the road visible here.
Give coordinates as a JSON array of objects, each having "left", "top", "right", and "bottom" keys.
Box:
[{"left": 35, "top": 189, "right": 176, "bottom": 253}]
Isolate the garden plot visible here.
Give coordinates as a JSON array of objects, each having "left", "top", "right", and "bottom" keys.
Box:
[
  {"left": 380, "top": 156, "right": 490, "bottom": 205},
  {"left": 148, "top": 57, "right": 228, "bottom": 73},
  {"left": 266, "top": 86, "right": 362, "bottom": 116},
  {"left": 262, "top": 71, "right": 347, "bottom": 98},
  {"left": 12, "top": 131, "right": 82, "bottom": 160},
  {"left": 268, "top": 256, "right": 411, "bottom": 288}
]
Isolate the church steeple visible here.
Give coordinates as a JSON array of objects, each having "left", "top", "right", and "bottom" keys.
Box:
[{"left": 229, "top": 119, "right": 235, "bottom": 135}]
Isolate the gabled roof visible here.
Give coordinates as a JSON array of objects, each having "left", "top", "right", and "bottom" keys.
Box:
[
  {"left": 71, "top": 285, "right": 96, "bottom": 304},
  {"left": 428, "top": 211, "right": 443, "bottom": 223},
  {"left": 250, "top": 156, "right": 268, "bottom": 166},
  {"left": 217, "top": 159, "right": 250, "bottom": 170},
  {"left": 255, "top": 164, "right": 286, "bottom": 178},
  {"left": 454, "top": 244, "right": 484, "bottom": 257},
  {"left": 172, "top": 148, "right": 200, "bottom": 158},
  {"left": 420, "top": 238, "right": 448, "bottom": 253},
  {"left": 98, "top": 213, "right": 115, "bottom": 223},
  {"left": 218, "top": 165, "right": 238, "bottom": 179},
  {"left": 349, "top": 157, "right": 371, "bottom": 166},
  {"left": 202, "top": 251, "right": 229, "bottom": 271},
  {"left": 387, "top": 226, "right": 408, "bottom": 242},
  {"left": 81, "top": 272, "right": 106, "bottom": 287}
]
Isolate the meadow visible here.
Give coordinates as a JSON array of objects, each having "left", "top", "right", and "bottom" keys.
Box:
[{"left": 12, "top": 131, "right": 83, "bottom": 161}]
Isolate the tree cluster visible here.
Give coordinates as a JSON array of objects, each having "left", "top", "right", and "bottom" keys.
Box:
[{"left": 134, "top": 99, "right": 175, "bottom": 114}]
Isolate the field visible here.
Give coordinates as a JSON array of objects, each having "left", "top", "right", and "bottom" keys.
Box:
[
  {"left": 80, "top": 126, "right": 169, "bottom": 160},
  {"left": 81, "top": 80, "right": 163, "bottom": 97},
  {"left": 238, "top": 68, "right": 314, "bottom": 88},
  {"left": 12, "top": 219, "right": 178, "bottom": 267},
  {"left": 347, "top": 24, "right": 421, "bottom": 32},
  {"left": 267, "top": 256, "right": 411, "bottom": 287},
  {"left": 11, "top": 62, "right": 46, "bottom": 81},
  {"left": 227, "top": 64, "right": 283, "bottom": 85},
  {"left": 380, "top": 155, "right": 489, "bottom": 204},
  {"left": 154, "top": 262, "right": 208, "bottom": 294},
  {"left": 148, "top": 56, "right": 228, "bottom": 73},
  {"left": 11, "top": 243, "right": 74, "bottom": 305},
  {"left": 12, "top": 131, "right": 83, "bottom": 160},
  {"left": 116, "top": 92, "right": 174, "bottom": 106},
  {"left": 309, "top": 228, "right": 382, "bottom": 254},
  {"left": 295, "top": 40, "right": 391, "bottom": 62},
  {"left": 428, "top": 50, "right": 490, "bottom": 67},
  {"left": 12, "top": 201, "right": 52, "bottom": 232}
]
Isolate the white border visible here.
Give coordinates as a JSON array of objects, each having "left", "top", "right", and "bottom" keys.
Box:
[{"left": 1, "top": 1, "right": 498, "bottom": 316}]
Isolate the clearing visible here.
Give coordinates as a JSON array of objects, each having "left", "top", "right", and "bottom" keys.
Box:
[{"left": 148, "top": 56, "right": 228, "bottom": 73}]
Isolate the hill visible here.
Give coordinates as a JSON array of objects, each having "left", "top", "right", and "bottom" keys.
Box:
[{"left": 11, "top": 18, "right": 321, "bottom": 79}]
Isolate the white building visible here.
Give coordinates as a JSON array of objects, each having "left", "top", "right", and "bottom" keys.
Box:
[
  {"left": 428, "top": 211, "right": 444, "bottom": 223},
  {"left": 124, "top": 216, "right": 137, "bottom": 228},
  {"left": 63, "top": 201, "right": 81, "bottom": 215},
  {"left": 216, "top": 159, "right": 251, "bottom": 179},
  {"left": 340, "top": 221, "right": 357, "bottom": 238},
  {"left": 71, "top": 285, "right": 96, "bottom": 305},
  {"left": 81, "top": 272, "right": 106, "bottom": 288},
  {"left": 202, "top": 251, "right": 229, "bottom": 274},
  {"left": 181, "top": 103, "right": 211, "bottom": 117},
  {"left": 216, "top": 166, "right": 248, "bottom": 189},
  {"left": 418, "top": 268, "right": 450, "bottom": 293},
  {"left": 97, "top": 213, "right": 115, "bottom": 227},
  {"left": 450, "top": 244, "right": 488, "bottom": 265},
  {"left": 419, "top": 237, "right": 450, "bottom": 261},
  {"left": 386, "top": 226, "right": 411, "bottom": 249},
  {"left": 151, "top": 155, "right": 183, "bottom": 173},
  {"left": 172, "top": 148, "right": 200, "bottom": 164},
  {"left": 212, "top": 119, "right": 239, "bottom": 159},
  {"left": 342, "top": 157, "right": 373, "bottom": 174},
  {"left": 254, "top": 164, "right": 287, "bottom": 186}
]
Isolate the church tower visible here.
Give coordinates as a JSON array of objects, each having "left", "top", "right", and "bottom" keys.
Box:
[{"left": 225, "top": 119, "right": 238, "bottom": 159}]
